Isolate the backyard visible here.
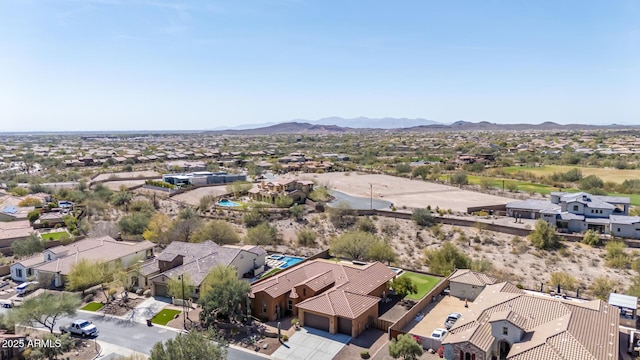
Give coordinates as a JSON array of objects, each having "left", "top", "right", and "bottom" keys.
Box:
[
  {"left": 399, "top": 272, "right": 441, "bottom": 301},
  {"left": 41, "top": 230, "right": 70, "bottom": 241}
]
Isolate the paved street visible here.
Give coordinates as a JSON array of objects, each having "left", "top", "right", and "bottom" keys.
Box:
[{"left": 29, "top": 312, "right": 267, "bottom": 359}]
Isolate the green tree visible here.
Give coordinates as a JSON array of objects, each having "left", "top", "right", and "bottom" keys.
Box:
[
  {"left": 308, "top": 187, "right": 330, "bottom": 202},
  {"left": 423, "top": 242, "right": 471, "bottom": 276},
  {"left": 296, "top": 228, "right": 317, "bottom": 247},
  {"left": 11, "top": 292, "right": 81, "bottom": 333},
  {"left": 579, "top": 175, "right": 604, "bottom": 190},
  {"left": 582, "top": 230, "right": 601, "bottom": 246},
  {"left": 191, "top": 220, "right": 240, "bottom": 244},
  {"left": 199, "top": 266, "right": 251, "bottom": 323},
  {"left": 226, "top": 181, "right": 253, "bottom": 197},
  {"left": 328, "top": 202, "right": 357, "bottom": 229},
  {"left": 528, "top": 219, "right": 560, "bottom": 249},
  {"left": 11, "top": 233, "right": 44, "bottom": 258},
  {"left": 330, "top": 231, "right": 377, "bottom": 260},
  {"left": 411, "top": 208, "right": 435, "bottom": 227},
  {"left": 627, "top": 275, "right": 640, "bottom": 297},
  {"left": 143, "top": 213, "right": 172, "bottom": 245},
  {"left": 112, "top": 191, "right": 133, "bottom": 206},
  {"left": 65, "top": 259, "right": 106, "bottom": 293},
  {"left": 118, "top": 212, "right": 153, "bottom": 235},
  {"left": 605, "top": 239, "right": 631, "bottom": 268},
  {"left": 367, "top": 240, "right": 397, "bottom": 264},
  {"left": 356, "top": 217, "right": 377, "bottom": 234},
  {"left": 396, "top": 163, "right": 411, "bottom": 174},
  {"left": 246, "top": 222, "right": 278, "bottom": 245},
  {"left": 449, "top": 171, "right": 469, "bottom": 186},
  {"left": 388, "top": 333, "right": 423, "bottom": 360},
  {"left": 290, "top": 204, "right": 304, "bottom": 221},
  {"left": 548, "top": 271, "right": 579, "bottom": 292},
  {"left": 388, "top": 276, "right": 417, "bottom": 297},
  {"left": 275, "top": 195, "right": 294, "bottom": 208},
  {"left": 589, "top": 275, "right": 619, "bottom": 300},
  {"left": 27, "top": 209, "right": 41, "bottom": 223},
  {"left": 243, "top": 208, "right": 267, "bottom": 228},
  {"left": 411, "top": 165, "right": 430, "bottom": 179},
  {"left": 470, "top": 258, "right": 493, "bottom": 272},
  {"left": 168, "top": 273, "right": 195, "bottom": 300},
  {"left": 149, "top": 331, "right": 227, "bottom": 360}
]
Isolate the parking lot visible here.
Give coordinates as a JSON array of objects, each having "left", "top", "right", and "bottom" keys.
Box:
[{"left": 402, "top": 295, "right": 470, "bottom": 339}]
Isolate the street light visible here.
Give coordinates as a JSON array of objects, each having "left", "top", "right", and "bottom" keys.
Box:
[
  {"left": 178, "top": 275, "right": 186, "bottom": 330},
  {"left": 369, "top": 183, "right": 373, "bottom": 210}
]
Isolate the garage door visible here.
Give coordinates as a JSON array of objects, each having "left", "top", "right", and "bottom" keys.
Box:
[
  {"left": 304, "top": 312, "right": 330, "bottom": 332},
  {"left": 337, "top": 317, "right": 352, "bottom": 335},
  {"left": 154, "top": 283, "right": 168, "bottom": 297}
]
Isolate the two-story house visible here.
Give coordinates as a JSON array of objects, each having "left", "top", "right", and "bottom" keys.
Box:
[
  {"left": 507, "top": 192, "right": 632, "bottom": 236},
  {"left": 249, "top": 178, "right": 314, "bottom": 204}
]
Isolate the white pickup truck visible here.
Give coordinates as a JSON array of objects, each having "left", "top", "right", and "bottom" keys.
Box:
[{"left": 59, "top": 319, "right": 99, "bottom": 337}]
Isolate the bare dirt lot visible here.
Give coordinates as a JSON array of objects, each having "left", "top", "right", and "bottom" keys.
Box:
[
  {"left": 101, "top": 180, "right": 146, "bottom": 191},
  {"left": 93, "top": 170, "right": 161, "bottom": 182},
  {"left": 171, "top": 185, "right": 230, "bottom": 205},
  {"left": 300, "top": 172, "right": 511, "bottom": 212}
]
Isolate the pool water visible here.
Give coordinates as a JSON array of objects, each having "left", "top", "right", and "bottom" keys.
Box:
[
  {"left": 280, "top": 256, "right": 304, "bottom": 268},
  {"left": 218, "top": 199, "right": 240, "bottom": 207}
]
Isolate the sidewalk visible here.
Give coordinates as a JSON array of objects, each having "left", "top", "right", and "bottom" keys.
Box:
[{"left": 97, "top": 340, "right": 148, "bottom": 359}]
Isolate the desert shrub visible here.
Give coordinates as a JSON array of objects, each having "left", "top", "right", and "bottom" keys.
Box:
[
  {"left": 548, "top": 271, "right": 579, "bottom": 292},
  {"left": 582, "top": 230, "right": 601, "bottom": 246},
  {"left": 412, "top": 208, "right": 435, "bottom": 227},
  {"left": 297, "top": 228, "right": 317, "bottom": 247},
  {"left": 605, "top": 240, "right": 631, "bottom": 269},
  {"left": 356, "top": 217, "right": 377, "bottom": 234}
]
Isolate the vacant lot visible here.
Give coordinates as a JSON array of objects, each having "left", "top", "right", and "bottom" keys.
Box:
[
  {"left": 300, "top": 172, "right": 512, "bottom": 212},
  {"left": 93, "top": 170, "right": 161, "bottom": 182},
  {"left": 101, "top": 180, "right": 147, "bottom": 191},
  {"left": 171, "top": 185, "right": 230, "bottom": 205},
  {"left": 504, "top": 165, "right": 640, "bottom": 184}
]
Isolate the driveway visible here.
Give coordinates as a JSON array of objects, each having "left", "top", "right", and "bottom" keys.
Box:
[
  {"left": 272, "top": 327, "right": 351, "bottom": 360},
  {"left": 128, "top": 297, "right": 172, "bottom": 324},
  {"left": 328, "top": 190, "right": 393, "bottom": 210}
]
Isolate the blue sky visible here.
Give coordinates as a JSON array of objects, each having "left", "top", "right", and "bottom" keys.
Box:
[{"left": 0, "top": 0, "right": 638, "bottom": 131}]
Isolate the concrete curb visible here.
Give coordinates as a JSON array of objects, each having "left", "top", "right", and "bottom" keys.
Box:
[{"left": 228, "top": 343, "right": 272, "bottom": 359}]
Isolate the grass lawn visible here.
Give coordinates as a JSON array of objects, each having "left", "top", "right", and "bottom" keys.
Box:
[
  {"left": 260, "top": 268, "right": 282, "bottom": 278},
  {"left": 399, "top": 272, "right": 440, "bottom": 301},
  {"left": 42, "top": 231, "right": 69, "bottom": 241},
  {"left": 81, "top": 302, "right": 104, "bottom": 311},
  {"left": 503, "top": 165, "right": 640, "bottom": 184},
  {"left": 152, "top": 309, "right": 181, "bottom": 326}
]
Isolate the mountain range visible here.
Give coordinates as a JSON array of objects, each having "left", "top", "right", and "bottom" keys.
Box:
[{"left": 206, "top": 118, "right": 637, "bottom": 135}]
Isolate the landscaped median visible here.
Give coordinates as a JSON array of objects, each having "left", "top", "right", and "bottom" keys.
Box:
[
  {"left": 398, "top": 272, "right": 441, "bottom": 300},
  {"left": 151, "top": 309, "right": 182, "bottom": 326}
]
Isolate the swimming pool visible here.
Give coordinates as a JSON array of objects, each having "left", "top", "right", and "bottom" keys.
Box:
[
  {"left": 217, "top": 199, "right": 240, "bottom": 207},
  {"left": 280, "top": 256, "right": 304, "bottom": 268},
  {"left": 267, "top": 254, "right": 304, "bottom": 268}
]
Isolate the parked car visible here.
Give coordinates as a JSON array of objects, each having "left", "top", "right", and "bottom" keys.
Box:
[
  {"left": 15, "top": 281, "right": 39, "bottom": 296},
  {"left": 444, "top": 312, "right": 462, "bottom": 329},
  {"left": 431, "top": 328, "right": 448, "bottom": 340},
  {"left": 60, "top": 319, "right": 99, "bottom": 337}
]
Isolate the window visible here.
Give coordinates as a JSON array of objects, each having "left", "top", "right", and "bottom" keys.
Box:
[
  {"left": 288, "top": 300, "right": 293, "bottom": 311},
  {"left": 573, "top": 205, "right": 579, "bottom": 211},
  {"left": 465, "top": 352, "right": 471, "bottom": 360},
  {"left": 16, "top": 269, "right": 22, "bottom": 278},
  {"left": 590, "top": 209, "right": 593, "bottom": 213},
  {"left": 502, "top": 327, "right": 508, "bottom": 335},
  {"left": 618, "top": 228, "right": 621, "bottom": 232},
  {"left": 262, "top": 302, "right": 267, "bottom": 314},
  {"left": 27, "top": 269, "right": 32, "bottom": 276},
  {"left": 303, "top": 288, "right": 306, "bottom": 296},
  {"left": 47, "top": 254, "right": 52, "bottom": 261}
]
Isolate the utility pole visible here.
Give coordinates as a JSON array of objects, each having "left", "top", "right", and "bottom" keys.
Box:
[
  {"left": 179, "top": 275, "right": 186, "bottom": 330},
  {"left": 369, "top": 183, "right": 373, "bottom": 210}
]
